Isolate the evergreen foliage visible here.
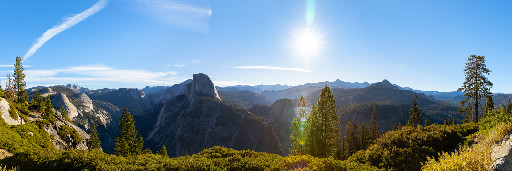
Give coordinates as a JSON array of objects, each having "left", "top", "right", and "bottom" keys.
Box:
[
  {"left": 28, "top": 91, "right": 44, "bottom": 113},
  {"left": 158, "top": 145, "right": 168, "bottom": 157},
  {"left": 484, "top": 95, "right": 494, "bottom": 116},
  {"left": 60, "top": 107, "right": 71, "bottom": 122},
  {"left": 42, "top": 97, "right": 55, "bottom": 123},
  {"left": 114, "top": 107, "right": 143, "bottom": 157},
  {"left": 424, "top": 118, "right": 430, "bottom": 126},
  {"left": 308, "top": 85, "right": 340, "bottom": 158},
  {"left": 58, "top": 125, "right": 82, "bottom": 147},
  {"left": 0, "top": 147, "right": 381, "bottom": 171},
  {"left": 458, "top": 55, "right": 493, "bottom": 123},
  {"left": 349, "top": 123, "right": 479, "bottom": 170},
  {"left": 13, "top": 56, "right": 27, "bottom": 105},
  {"left": 407, "top": 93, "right": 422, "bottom": 127},
  {"left": 369, "top": 100, "right": 379, "bottom": 141},
  {"left": 290, "top": 96, "right": 307, "bottom": 155},
  {"left": 87, "top": 123, "right": 101, "bottom": 150}
]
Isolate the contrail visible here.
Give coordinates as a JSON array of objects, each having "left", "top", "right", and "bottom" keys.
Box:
[{"left": 23, "top": 0, "right": 107, "bottom": 60}]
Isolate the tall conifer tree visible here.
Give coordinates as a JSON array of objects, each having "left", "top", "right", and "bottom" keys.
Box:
[
  {"left": 407, "top": 93, "right": 422, "bottom": 127},
  {"left": 88, "top": 123, "right": 102, "bottom": 150},
  {"left": 313, "top": 85, "right": 340, "bottom": 158},
  {"left": 458, "top": 55, "right": 493, "bottom": 123},
  {"left": 115, "top": 107, "right": 143, "bottom": 157},
  {"left": 484, "top": 95, "right": 494, "bottom": 116},
  {"left": 369, "top": 100, "right": 379, "bottom": 141},
  {"left": 13, "top": 56, "right": 27, "bottom": 105}
]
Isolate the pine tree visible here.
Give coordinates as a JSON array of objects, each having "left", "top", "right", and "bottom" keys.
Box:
[
  {"left": 424, "top": 118, "right": 430, "bottom": 126},
  {"left": 458, "top": 55, "right": 493, "bottom": 123},
  {"left": 60, "top": 107, "right": 71, "bottom": 122},
  {"left": 115, "top": 107, "right": 143, "bottom": 157},
  {"left": 359, "top": 122, "right": 371, "bottom": 150},
  {"left": 343, "top": 119, "right": 358, "bottom": 157},
  {"left": 13, "top": 56, "right": 27, "bottom": 105},
  {"left": 158, "top": 145, "right": 168, "bottom": 157},
  {"left": 43, "top": 97, "right": 55, "bottom": 123},
  {"left": 5, "top": 73, "right": 15, "bottom": 102},
  {"left": 29, "top": 91, "right": 44, "bottom": 113},
  {"left": 87, "top": 123, "right": 102, "bottom": 150},
  {"left": 290, "top": 96, "right": 307, "bottom": 155},
  {"left": 304, "top": 105, "right": 319, "bottom": 156},
  {"left": 407, "top": 93, "right": 422, "bottom": 127},
  {"left": 314, "top": 85, "right": 340, "bottom": 158},
  {"left": 484, "top": 95, "right": 494, "bottom": 116},
  {"left": 369, "top": 100, "right": 379, "bottom": 141}
]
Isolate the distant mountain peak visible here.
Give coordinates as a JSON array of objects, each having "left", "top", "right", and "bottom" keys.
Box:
[
  {"left": 186, "top": 73, "right": 221, "bottom": 101},
  {"left": 369, "top": 79, "right": 397, "bottom": 89},
  {"left": 381, "top": 79, "right": 393, "bottom": 86}
]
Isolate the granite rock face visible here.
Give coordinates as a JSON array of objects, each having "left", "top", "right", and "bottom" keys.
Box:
[
  {"left": 51, "top": 93, "right": 80, "bottom": 119},
  {"left": 147, "top": 73, "right": 283, "bottom": 157},
  {"left": 0, "top": 98, "right": 24, "bottom": 125},
  {"left": 185, "top": 73, "right": 221, "bottom": 102}
]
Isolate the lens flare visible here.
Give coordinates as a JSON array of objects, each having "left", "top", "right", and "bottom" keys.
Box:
[{"left": 292, "top": 28, "right": 324, "bottom": 59}]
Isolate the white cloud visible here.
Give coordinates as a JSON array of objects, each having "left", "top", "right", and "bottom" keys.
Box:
[
  {"left": 133, "top": 0, "right": 212, "bottom": 32},
  {"left": 174, "top": 64, "right": 186, "bottom": 67},
  {"left": 190, "top": 60, "right": 200, "bottom": 64},
  {"left": 23, "top": 0, "right": 107, "bottom": 60},
  {"left": 233, "top": 66, "right": 312, "bottom": 73},
  {"left": 9, "top": 65, "right": 179, "bottom": 88}
]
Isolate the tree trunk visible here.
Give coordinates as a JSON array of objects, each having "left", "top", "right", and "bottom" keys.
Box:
[{"left": 475, "top": 92, "right": 479, "bottom": 123}]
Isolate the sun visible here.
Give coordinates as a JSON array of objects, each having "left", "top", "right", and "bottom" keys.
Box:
[{"left": 292, "top": 28, "right": 323, "bottom": 59}]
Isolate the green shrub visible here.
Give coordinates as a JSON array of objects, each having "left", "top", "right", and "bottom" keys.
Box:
[
  {"left": 0, "top": 122, "right": 54, "bottom": 153},
  {"left": 57, "top": 125, "right": 82, "bottom": 144},
  {"left": 348, "top": 123, "right": 479, "bottom": 171},
  {"left": 7, "top": 103, "right": 18, "bottom": 120},
  {"left": 0, "top": 146, "right": 381, "bottom": 170}
]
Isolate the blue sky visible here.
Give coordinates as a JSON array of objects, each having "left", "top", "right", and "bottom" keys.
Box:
[{"left": 1, "top": 0, "right": 512, "bottom": 93}]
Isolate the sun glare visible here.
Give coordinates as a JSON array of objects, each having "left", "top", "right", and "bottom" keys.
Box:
[{"left": 292, "top": 28, "right": 323, "bottom": 59}]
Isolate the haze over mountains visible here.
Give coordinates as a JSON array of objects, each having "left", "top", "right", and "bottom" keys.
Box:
[{"left": 20, "top": 74, "right": 512, "bottom": 156}]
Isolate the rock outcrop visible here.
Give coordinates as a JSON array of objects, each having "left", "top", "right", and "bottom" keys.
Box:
[
  {"left": 492, "top": 132, "right": 512, "bottom": 171},
  {"left": 185, "top": 73, "right": 221, "bottom": 102},
  {"left": 51, "top": 93, "right": 80, "bottom": 119},
  {"left": 0, "top": 98, "right": 23, "bottom": 125}
]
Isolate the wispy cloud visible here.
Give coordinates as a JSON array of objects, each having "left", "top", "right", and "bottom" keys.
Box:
[
  {"left": 190, "top": 60, "right": 200, "bottom": 64},
  {"left": 214, "top": 81, "right": 253, "bottom": 87},
  {"left": 0, "top": 65, "right": 178, "bottom": 88},
  {"left": 233, "top": 66, "right": 312, "bottom": 73},
  {"left": 23, "top": 0, "right": 107, "bottom": 60},
  {"left": 0, "top": 64, "right": 31, "bottom": 68},
  {"left": 174, "top": 64, "right": 186, "bottom": 67},
  {"left": 133, "top": 0, "right": 212, "bottom": 32}
]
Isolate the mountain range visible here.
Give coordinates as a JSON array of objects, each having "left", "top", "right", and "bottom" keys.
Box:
[{"left": 9, "top": 74, "right": 510, "bottom": 157}]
